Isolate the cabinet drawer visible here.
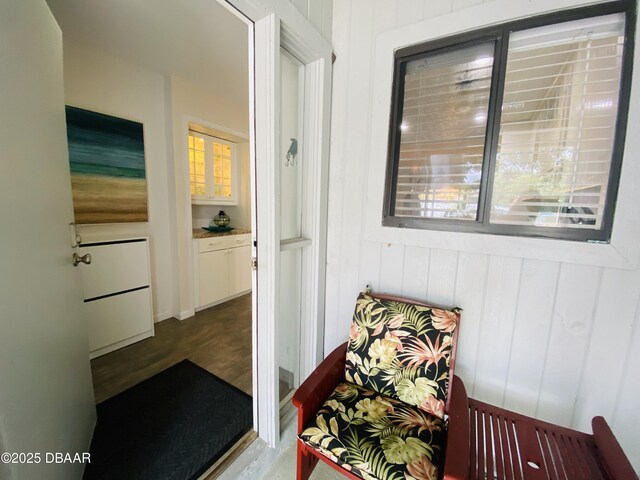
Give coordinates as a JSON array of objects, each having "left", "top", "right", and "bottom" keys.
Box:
[
  {"left": 198, "top": 234, "right": 251, "bottom": 253},
  {"left": 79, "top": 240, "right": 149, "bottom": 300},
  {"left": 85, "top": 288, "right": 152, "bottom": 352}
]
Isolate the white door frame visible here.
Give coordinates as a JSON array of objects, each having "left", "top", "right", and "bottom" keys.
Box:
[{"left": 221, "top": 0, "right": 332, "bottom": 447}]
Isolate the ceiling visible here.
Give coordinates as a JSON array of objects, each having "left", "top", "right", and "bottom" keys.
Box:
[{"left": 46, "top": 0, "right": 249, "bottom": 109}]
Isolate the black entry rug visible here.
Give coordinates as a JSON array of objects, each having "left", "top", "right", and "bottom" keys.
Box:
[{"left": 84, "top": 360, "right": 252, "bottom": 480}]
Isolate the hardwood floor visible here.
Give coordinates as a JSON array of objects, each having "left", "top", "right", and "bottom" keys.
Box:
[{"left": 91, "top": 293, "right": 252, "bottom": 404}]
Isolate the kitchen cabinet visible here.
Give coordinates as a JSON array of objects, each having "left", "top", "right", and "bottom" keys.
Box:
[
  {"left": 78, "top": 238, "right": 154, "bottom": 358},
  {"left": 196, "top": 233, "right": 252, "bottom": 309}
]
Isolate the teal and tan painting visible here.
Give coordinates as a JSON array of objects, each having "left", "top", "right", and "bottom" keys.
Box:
[{"left": 65, "top": 106, "right": 148, "bottom": 224}]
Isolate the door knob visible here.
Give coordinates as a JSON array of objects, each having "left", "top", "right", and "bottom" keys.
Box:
[{"left": 73, "top": 253, "right": 92, "bottom": 266}]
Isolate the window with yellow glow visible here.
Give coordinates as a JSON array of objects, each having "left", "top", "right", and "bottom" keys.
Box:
[
  {"left": 188, "top": 135, "right": 206, "bottom": 196},
  {"left": 188, "top": 131, "right": 238, "bottom": 204}
]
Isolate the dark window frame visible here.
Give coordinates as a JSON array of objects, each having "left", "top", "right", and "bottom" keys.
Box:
[{"left": 382, "top": 0, "right": 636, "bottom": 242}]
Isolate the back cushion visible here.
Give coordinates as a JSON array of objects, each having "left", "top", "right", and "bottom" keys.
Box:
[{"left": 344, "top": 293, "right": 460, "bottom": 419}]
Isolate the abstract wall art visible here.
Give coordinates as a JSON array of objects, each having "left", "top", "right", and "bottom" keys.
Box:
[{"left": 65, "top": 106, "right": 148, "bottom": 224}]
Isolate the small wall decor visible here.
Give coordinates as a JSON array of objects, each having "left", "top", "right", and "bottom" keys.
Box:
[
  {"left": 285, "top": 138, "right": 298, "bottom": 166},
  {"left": 65, "top": 106, "right": 148, "bottom": 224}
]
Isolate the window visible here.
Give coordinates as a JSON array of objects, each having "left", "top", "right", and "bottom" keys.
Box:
[
  {"left": 188, "top": 131, "right": 238, "bottom": 205},
  {"left": 383, "top": 2, "right": 634, "bottom": 241}
]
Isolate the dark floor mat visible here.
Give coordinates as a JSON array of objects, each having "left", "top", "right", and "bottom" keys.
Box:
[{"left": 84, "top": 360, "right": 252, "bottom": 480}]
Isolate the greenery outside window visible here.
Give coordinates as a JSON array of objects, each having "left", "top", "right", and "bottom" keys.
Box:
[
  {"left": 383, "top": 1, "right": 635, "bottom": 242},
  {"left": 189, "top": 131, "right": 238, "bottom": 205}
]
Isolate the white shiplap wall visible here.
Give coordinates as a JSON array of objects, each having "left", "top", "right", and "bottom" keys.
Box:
[
  {"left": 325, "top": 0, "right": 640, "bottom": 471},
  {"left": 287, "top": 0, "right": 333, "bottom": 41}
]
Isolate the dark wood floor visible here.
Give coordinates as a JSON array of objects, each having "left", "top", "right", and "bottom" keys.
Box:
[{"left": 91, "top": 293, "right": 252, "bottom": 404}]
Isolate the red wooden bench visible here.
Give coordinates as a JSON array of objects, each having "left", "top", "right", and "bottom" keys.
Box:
[{"left": 293, "top": 292, "right": 637, "bottom": 480}]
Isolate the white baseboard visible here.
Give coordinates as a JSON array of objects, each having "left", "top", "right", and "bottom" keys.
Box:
[
  {"left": 177, "top": 308, "right": 196, "bottom": 320},
  {"left": 89, "top": 330, "right": 154, "bottom": 359},
  {"left": 153, "top": 311, "right": 173, "bottom": 323},
  {"left": 194, "top": 289, "right": 251, "bottom": 312}
]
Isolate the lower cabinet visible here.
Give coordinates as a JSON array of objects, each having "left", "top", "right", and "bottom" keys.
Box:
[
  {"left": 85, "top": 288, "right": 152, "bottom": 353},
  {"left": 197, "top": 234, "right": 252, "bottom": 309},
  {"left": 229, "top": 245, "right": 252, "bottom": 294},
  {"left": 79, "top": 238, "right": 154, "bottom": 358}
]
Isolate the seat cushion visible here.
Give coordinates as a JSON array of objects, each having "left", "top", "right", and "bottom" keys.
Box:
[
  {"left": 345, "top": 293, "right": 459, "bottom": 419},
  {"left": 299, "top": 382, "right": 446, "bottom": 480}
]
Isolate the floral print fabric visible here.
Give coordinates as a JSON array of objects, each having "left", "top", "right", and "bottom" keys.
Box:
[
  {"left": 345, "top": 293, "right": 459, "bottom": 420},
  {"left": 300, "top": 382, "right": 446, "bottom": 480}
]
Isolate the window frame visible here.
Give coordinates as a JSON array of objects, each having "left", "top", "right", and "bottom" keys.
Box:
[
  {"left": 382, "top": 0, "right": 636, "bottom": 242},
  {"left": 189, "top": 131, "right": 239, "bottom": 206}
]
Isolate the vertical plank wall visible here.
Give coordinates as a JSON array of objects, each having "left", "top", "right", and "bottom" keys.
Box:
[
  {"left": 324, "top": 0, "right": 640, "bottom": 471},
  {"left": 287, "top": 0, "right": 333, "bottom": 41}
]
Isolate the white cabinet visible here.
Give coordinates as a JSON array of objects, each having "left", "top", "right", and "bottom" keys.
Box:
[
  {"left": 229, "top": 245, "right": 252, "bottom": 294},
  {"left": 198, "top": 248, "right": 230, "bottom": 306},
  {"left": 79, "top": 238, "right": 154, "bottom": 358},
  {"left": 196, "top": 234, "right": 252, "bottom": 309}
]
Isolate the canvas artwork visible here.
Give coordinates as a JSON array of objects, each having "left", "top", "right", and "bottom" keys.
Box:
[{"left": 65, "top": 106, "right": 148, "bottom": 224}]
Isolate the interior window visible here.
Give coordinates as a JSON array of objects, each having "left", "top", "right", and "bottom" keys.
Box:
[{"left": 189, "top": 131, "right": 238, "bottom": 205}]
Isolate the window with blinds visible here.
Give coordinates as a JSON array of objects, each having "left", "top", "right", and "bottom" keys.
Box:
[
  {"left": 383, "top": 2, "right": 633, "bottom": 242},
  {"left": 395, "top": 43, "right": 494, "bottom": 221},
  {"left": 492, "top": 14, "right": 625, "bottom": 230}
]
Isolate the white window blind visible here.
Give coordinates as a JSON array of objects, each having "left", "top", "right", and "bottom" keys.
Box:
[
  {"left": 490, "top": 13, "right": 625, "bottom": 229},
  {"left": 395, "top": 42, "right": 495, "bottom": 220}
]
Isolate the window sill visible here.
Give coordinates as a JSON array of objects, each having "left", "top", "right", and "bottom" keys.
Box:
[{"left": 364, "top": 221, "right": 635, "bottom": 269}]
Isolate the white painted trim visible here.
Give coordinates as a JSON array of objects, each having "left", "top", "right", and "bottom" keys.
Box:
[
  {"left": 280, "top": 237, "right": 312, "bottom": 251},
  {"left": 299, "top": 55, "right": 331, "bottom": 376},
  {"left": 89, "top": 330, "right": 154, "bottom": 359},
  {"left": 218, "top": 0, "right": 266, "bottom": 23},
  {"left": 225, "top": 0, "right": 333, "bottom": 449},
  {"left": 184, "top": 114, "right": 249, "bottom": 142},
  {"left": 194, "top": 289, "right": 252, "bottom": 312},
  {"left": 364, "top": 0, "right": 640, "bottom": 270},
  {"left": 153, "top": 311, "right": 173, "bottom": 323},
  {"left": 254, "top": 13, "right": 280, "bottom": 448},
  {"left": 178, "top": 114, "right": 197, "bottom": 314},
  {"left": 177, "top": 308, "right": 196, "bottom": 320},
  {"left": 244, "top": 8, "right": 260, "bottom": 437}
]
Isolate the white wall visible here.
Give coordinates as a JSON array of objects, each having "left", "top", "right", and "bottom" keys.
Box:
[
  {"left": 326, "top": 0, "right": 640, "bottom": 471},
  {"left": 62, "top": 40, "right": 175, "bottom": 322},
  {"left": 286, "top": 0, "right": 333, "bottom": 41}
]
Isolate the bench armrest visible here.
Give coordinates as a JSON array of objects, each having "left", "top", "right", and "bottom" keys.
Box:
[
  {"left": 443, "top": 375, "right": 470, "bottom": 480},
  {"left": 292, "top": 342, "right": 348, "bottom": 434},
  {"left": 592, "top": 416, "right": 639, "bottom": 480}
]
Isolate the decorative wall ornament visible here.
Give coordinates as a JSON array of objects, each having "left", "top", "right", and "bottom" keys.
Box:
[
  {"left": 285, "top": 137, "right": 298, "bottom": 166},
  {"left": 65, "top": 106, "right": 148, "bottom": 224}
]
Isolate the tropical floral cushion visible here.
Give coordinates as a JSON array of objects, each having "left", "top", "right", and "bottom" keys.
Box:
[
  {"left": 300, "top": 382, "right": 446, "bottom": 480},
  {"left": 345, "top": 293, "right": 459, "bottom": 419}
]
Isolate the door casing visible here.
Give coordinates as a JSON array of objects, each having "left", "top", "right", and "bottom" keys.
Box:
[{"left": 220, "top": 0, "right": 333, "bottom": 447}]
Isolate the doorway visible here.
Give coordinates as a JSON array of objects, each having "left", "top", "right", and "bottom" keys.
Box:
[
  {"left": 249, "top": 10, "right": 333, "bottom": 447},
  {"left": 46, "top": 0, "right": 257, "bottom": 472}
]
